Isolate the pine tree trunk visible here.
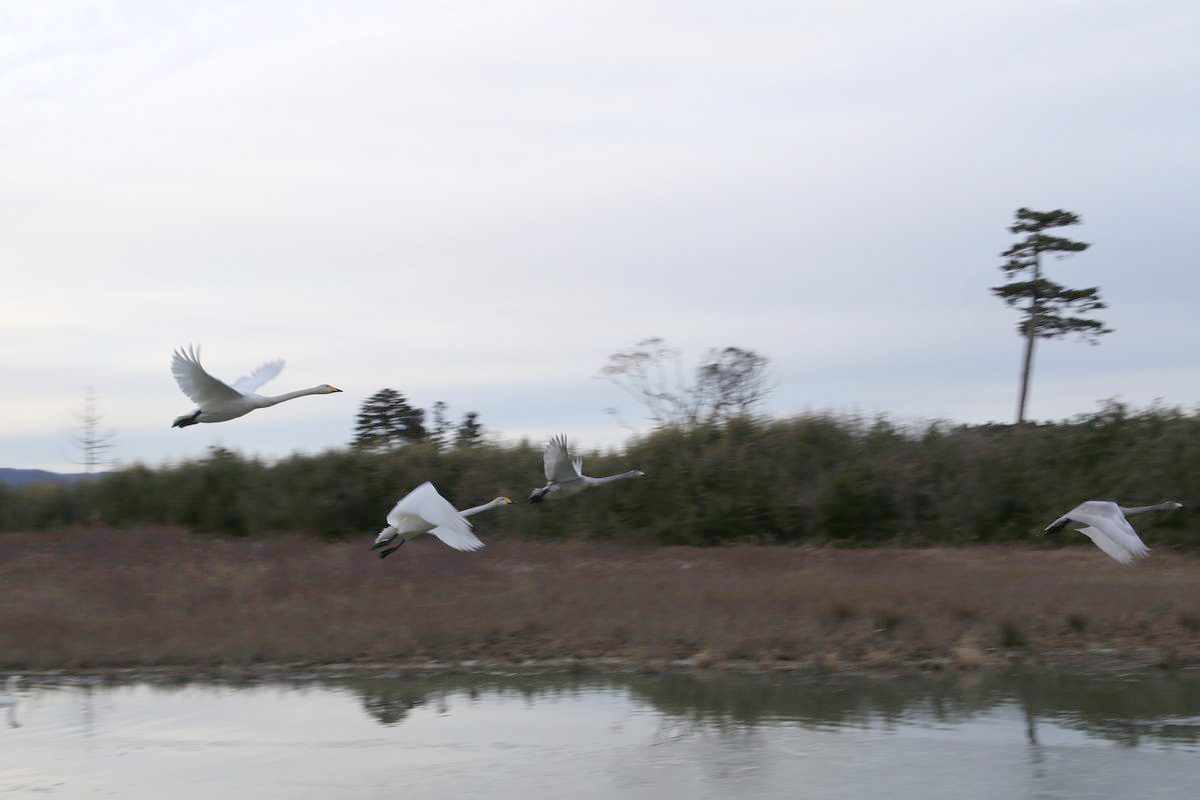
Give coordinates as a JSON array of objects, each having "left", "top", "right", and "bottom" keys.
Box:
[{"left": 1015, "top": 252, "right": 1041, "bottom": 424}]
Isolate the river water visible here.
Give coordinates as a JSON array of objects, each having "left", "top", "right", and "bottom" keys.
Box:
[{"left": 3, "top": 669, "right": 1199, "bottom": 799}]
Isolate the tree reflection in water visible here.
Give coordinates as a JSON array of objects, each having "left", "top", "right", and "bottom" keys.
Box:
[{"left": 344, "top": 669, "right": 1200, "bottom": 749}]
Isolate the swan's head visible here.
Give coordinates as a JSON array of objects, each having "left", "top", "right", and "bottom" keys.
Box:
[
  {"left": 371, "top": 526, "right": 398, "bottom": 549},
  {"left": 321, "top": 385, "right": 343, "bottom": 393},
  {"left": 1169, "top": 501, "right": 1184, "bottom": 510},
  {"left": 633, "top": 470, "right": 646, "bottom": 478},
  {"left": 494, "top": 497, "right": 514, "bottom": 507}
]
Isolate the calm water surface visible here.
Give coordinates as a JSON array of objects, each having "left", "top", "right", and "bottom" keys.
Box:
[{"left": 3, "top": 670, "right": 1200, "bottom": 799}]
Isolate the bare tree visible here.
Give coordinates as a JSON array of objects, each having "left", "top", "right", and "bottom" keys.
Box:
[
  {"left": 71, "top": 388, "right": 115, "bottom": 473},
  {"left": 597, "top": 338, "right": 700, "bottom": 426},
  {"left": 598, "top": 338, "right": 773, "bottom": 427},
  {"left": 695, "top": 347, "right": 773, "bottom": 419}
]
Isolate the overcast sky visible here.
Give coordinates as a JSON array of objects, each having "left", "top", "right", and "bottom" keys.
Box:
[{"left": 3, "top": 0, "right": 1197, "bottom": 472}]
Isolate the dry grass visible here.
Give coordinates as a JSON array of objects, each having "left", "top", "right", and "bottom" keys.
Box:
[
  {"left": 3, "top": 527, "right": 1200, "bottom": 672},
  {"left": 950, "top": 635, "right": 989, "bottom": 669}
]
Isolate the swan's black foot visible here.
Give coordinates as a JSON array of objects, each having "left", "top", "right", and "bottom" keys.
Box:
[
  {"left": 379, "top": 546, "right": 401, "bottom": 559},
  {"left": 172, "top": 410, "right": 202, "bottom": 428}
]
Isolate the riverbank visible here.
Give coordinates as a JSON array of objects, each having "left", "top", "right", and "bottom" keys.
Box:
[{"left": 3, "top": 527, "right": 1199, "bottom": 674}]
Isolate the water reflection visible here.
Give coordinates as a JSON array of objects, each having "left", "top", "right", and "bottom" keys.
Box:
[
  {"left": 355, "top": 680, "right": 430, "bottom": 725},
  {"left": 1, "top": 675, "right": 18, "bottom": 729},
  {"left": 3, "top": 669, "right": 1200, "bottom": 799},
  {"left": 345, "top": 670, "right": 1200, "bottom": 749}
]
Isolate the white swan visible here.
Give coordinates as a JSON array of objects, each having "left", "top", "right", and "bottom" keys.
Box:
[
  {"left": 371, "top": 482, "right": 512, "bottom": 558},
  {"left": 0, "top": 675, "right": 19, "bottom": 708},
  {"left": 1044, "top": 500, "right": 1183, "bottom": 564},
  {"left": 528, "top": 435, "right": 644, "bottom": 503},
  {"left": 171, "top": 344, "right": 341, "bottom": 427}
]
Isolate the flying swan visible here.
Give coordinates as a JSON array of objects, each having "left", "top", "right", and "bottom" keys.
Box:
[
  {"left": 371, "top": 482, "right": 512, "bottom": 558},
  {"left": 528, "top": 434, "right": 644, "bottom": 503},
  {"left": 171, "top": 344, "right": 341, "bottom": 427},
  {"left": 1044, "top": 500, "right": 1183, "bottom": 564}
]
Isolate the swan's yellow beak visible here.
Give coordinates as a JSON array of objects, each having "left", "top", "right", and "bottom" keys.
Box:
[
  {"left": 329, "top": 386, "right": 343, "bottom": 393},
  {"left": 502, "top": 497, "right": 513, "bottom": 504}
]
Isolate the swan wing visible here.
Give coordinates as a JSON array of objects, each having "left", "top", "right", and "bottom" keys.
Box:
[
  {"left": 429, "top": 524, "right": 486, "bottom": 552},
  {"left": 232, "top": 359, "right": 285, "bottom": 395},
  {"left": 172, "top": 345, "right": 242, "bottom": 406},
  {"left": 386, "top": 482, "right": 478, "bottom": 550},
  {"left": 1076, "top": 526, "right": 1142, "bottom": 564},
  {"left": 1060, "top": 502, "right": 1150, "bottom": 563},
  {"left": 543, "top": 435, "right": 582, "bottom": 483},
  {"left": 1045, "top": 501, "right": 1115, "bottom": 535}
]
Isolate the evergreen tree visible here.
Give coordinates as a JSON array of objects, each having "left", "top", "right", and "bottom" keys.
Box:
[
  {"left": 992, "top": 208, "right": 1110, "bottom": 424},
  {"left": 430, "top": 401, "right": 451, "bottom": 449},
  {"left": 454, "top": 411, "right": 483, "bottom": 448},
  {"left": 353, "top": 389, "right": 426, "bottom": 450}
]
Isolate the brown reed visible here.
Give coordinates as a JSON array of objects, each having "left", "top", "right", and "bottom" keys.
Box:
[{"left": 2, "top": 526, "right": 1199, "bottom": 672}]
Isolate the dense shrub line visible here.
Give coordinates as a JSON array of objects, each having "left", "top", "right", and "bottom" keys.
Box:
[{"left": 2, "top": 402, "right": 1197, "bottom": 546}]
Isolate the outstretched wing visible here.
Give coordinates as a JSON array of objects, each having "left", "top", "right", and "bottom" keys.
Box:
[
  {"left": 1076, "top": 526, "right": 1142, "bottom": 565},
  {"left": 1054, "top": 501, "right": 1150, "bottom": 564},
  {"left": 171, "top": 345, "right": 242, "bottom": 406},
  {"left": 387, "top": 482, "right": 483, "bottom": 552},
  {"left": 232, "top": 359, "right": 285, "bottom": 395},
  {"left": 428, "top": 524, "right": 486, "bottom": 552},
  {"left": 543, "top": 435, "right": 583, "bottom": 483},
  {"left": 1043, "top": 512, "right": 1075, "bottom": 535}
]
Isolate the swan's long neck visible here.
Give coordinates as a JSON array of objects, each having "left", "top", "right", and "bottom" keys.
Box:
[
  {"left": 586, "top": 470, "right": 643, "bottom": 487},
  {"left": 461, "top": 498, "right": 508, "bottom": 517},
  {"left": 1120, "top": 501, "right": 1180, "bottom": 516},
  {"left": 260, "top": 387, "right": 330, "bottom": 407}
]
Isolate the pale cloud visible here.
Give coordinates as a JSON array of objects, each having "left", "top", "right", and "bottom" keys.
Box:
[{"left": 2, "top": 0, "right": 1198, "bottom": 471}]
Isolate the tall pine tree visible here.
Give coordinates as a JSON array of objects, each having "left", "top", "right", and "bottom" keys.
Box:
[{"left": 992, "top": 208, "right": 1110, "bottom": 424}]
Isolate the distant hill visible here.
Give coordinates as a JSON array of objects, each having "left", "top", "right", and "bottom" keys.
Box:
[{"left": 0, "top": 468, "right": 102, "bottom": 487}]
